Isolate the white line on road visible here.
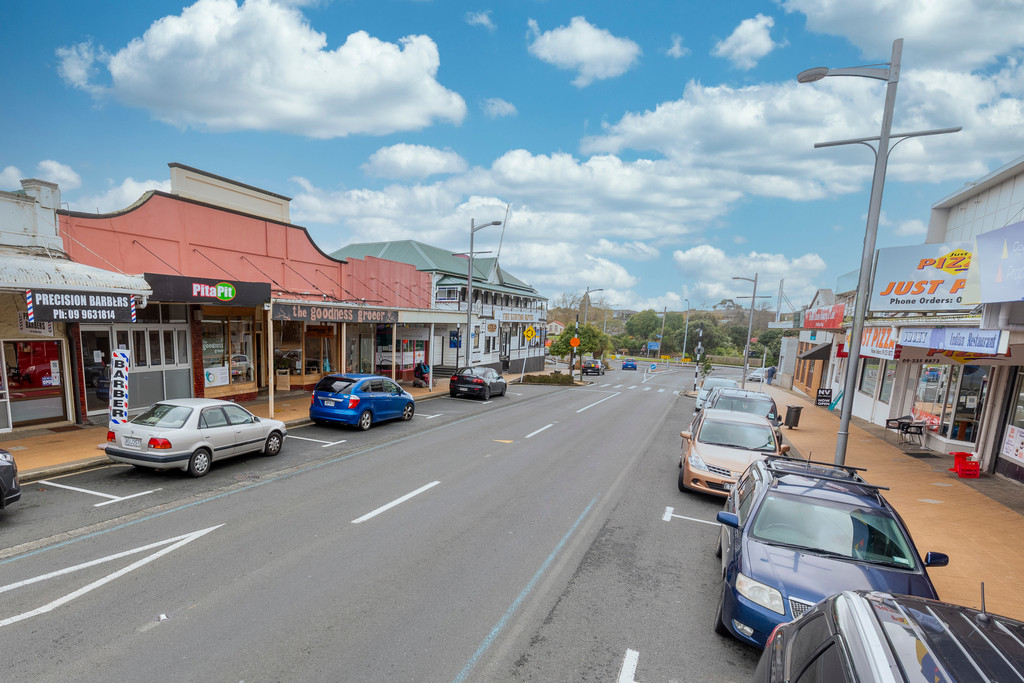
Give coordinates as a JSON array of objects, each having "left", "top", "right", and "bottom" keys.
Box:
[
  {"left": 37, "top": 480, "right": 160, "bottom": 507},
  {"left": 618, "top": 649, "right": 640, "bottom": 683},
  {"left": 351, "top": 481, "right": 440, "bottom": 524},
  {"left": 525, "top": 424, "right": 554, "bottom": 438},
  {"left": 576, "top": 392, "right": 621, "bottom": 413},
  {"left": 0, "top": 525, "right": 222, "bottom": 628},
  {"left": 663, "top": 506, "right": 719, "bottom": 526},
  {"left": 418, "top": 413, "right": 443, "bottom": 419},
  {"left": 284, "top": 434, "right": 348, "bottom": 448}
]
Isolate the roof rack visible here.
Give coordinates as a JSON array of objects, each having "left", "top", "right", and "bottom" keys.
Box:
[{"left": 763, "top": 455, "right": 890, "bottom": 492}]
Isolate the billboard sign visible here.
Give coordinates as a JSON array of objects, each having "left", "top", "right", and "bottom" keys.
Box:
[{"left": 870, "top": 242, "right": 974, "bottom": 312}]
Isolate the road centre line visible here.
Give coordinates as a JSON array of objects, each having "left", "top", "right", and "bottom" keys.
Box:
[
  {"left": 37, "top": 480, "right": 160, "bottom": 507},
  {"left": 618, "top": 649, "right": 640, "bottom": 683},
  {"left": 525, "top": 424, "right": 554, "bottom": 438},
  {"left": 576, "top": 392, "right": 621, "bottom": 413},
  {"left": 351, "top": 481, "right": 440, "bottom": 524}
]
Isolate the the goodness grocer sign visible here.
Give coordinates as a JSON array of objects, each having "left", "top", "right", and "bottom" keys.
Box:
[{"left": 869, "top": 242, "right": 974, "bottom": 313}]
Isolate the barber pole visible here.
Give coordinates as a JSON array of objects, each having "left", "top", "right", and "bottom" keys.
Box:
[
  {"left": 130, "top": 295, "right": 137, "bottom": 322},
  {"left": 25, "top": 289, "right": 33, "bottom": 322}
]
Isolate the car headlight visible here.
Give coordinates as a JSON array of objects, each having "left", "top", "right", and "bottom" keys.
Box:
[
  {"left": 0, "top": 450, "right": 13, "bottom": 464},
  {"left": 736, "top": 572, "right": 785, "bottom": 615},
  {"left": 687, "top": 450, "right": 709, "bottom": 472}
]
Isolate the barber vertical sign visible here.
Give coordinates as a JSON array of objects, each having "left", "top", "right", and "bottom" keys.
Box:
[{"left": 108, "top": 349, "right": 131, "bottom": 427}]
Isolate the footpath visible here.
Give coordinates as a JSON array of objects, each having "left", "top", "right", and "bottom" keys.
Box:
[{"left": 2, "top": 368, "right": 1022, "bottom": 621}]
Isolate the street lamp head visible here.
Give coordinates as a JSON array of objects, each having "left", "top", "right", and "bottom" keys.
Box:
[
  {"left": 732, "top": 276, "right": 755, "bottom": 283},
  {"left": 797, "top": 66, "right": 829, "bottom": 83}
]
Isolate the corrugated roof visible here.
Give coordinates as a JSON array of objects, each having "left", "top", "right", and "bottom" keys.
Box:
[{"left": 0, "top": 248, "right": 152, "bottom": 295}]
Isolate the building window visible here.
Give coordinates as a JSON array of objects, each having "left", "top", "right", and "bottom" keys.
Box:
[
  {"left": 913, "top": 363, "right": 988, "bottom": 443},
  {"left": 437, "top": 287, "right": 459, "bottom": 302},
  {"left": 878, "top": 360, "right": 895, "bottom": 403},
  {"left": 274, "top": 321, "right": 304, "bottom": 375},
  {"left": 858, "top": 357, "right": 880, "bottom": 396}
]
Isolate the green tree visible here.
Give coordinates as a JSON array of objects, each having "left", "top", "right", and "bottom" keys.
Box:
[
  {"left": 625, "top": 309, "right": 660, "bottom": 339},
  {"left": 548, "top": 323, "right": 610, "bottom": 359}
]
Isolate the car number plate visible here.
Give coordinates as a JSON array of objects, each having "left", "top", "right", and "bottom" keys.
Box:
[
  {"left": 124, "top": 436, "right": 142, "bottom": 448},
  {"left": 323, "top": 399, "right": 335, "bottom": 407}
]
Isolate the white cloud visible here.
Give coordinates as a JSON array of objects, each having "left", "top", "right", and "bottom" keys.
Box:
[
  {"left": 482, "top": 98, "right": 517, "bottom": 118},
  {"left": 673, "top": 244, "right": 827, "bottom": 304},
  {"left": 712, "top": 14, "right": 781, "bottom": 70},
  {"left": 527, "top": 16, "right": 641, "bottom": 88},
  {"left": 362, "top": 144, "right": 468, "bottom": 179},
  {"left": 36, "top": 160, "right": 82, "bottom": 190},
  {"left": 895, "top": 219, "right": 928, "bottom": 236},
  {"left": 465, "top": 11, "right": 495, "bottom": 31},
  {"left": 782, "top": 0, "right": 1024, "bottom": 69},
  {"left": 590, "top": 238, "right": 659, "bottom": 260},
  {"left": 71, "top": 177, "right": 171, "bottom": 214},
  {"left": 666, "top": 35, "right": 690, "bottom": 59},
  {"left": 0, "top": 165, "right": 23, "bottom": 190},
  {"left": 57, "top": 0, "right": 466, "bottom": 138}
]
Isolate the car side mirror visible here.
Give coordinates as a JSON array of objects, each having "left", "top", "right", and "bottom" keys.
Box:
[
  {"left": 780, "top": 444, "right": 790, "bottom": 454},
  {"left": 924, "top": 551, "right": 949, "bottom": 567},
  {"left": 716, "top": 511, "right": 740, "bottom": 529},
  {"left": 680, "top": 431, "right": 691, "bottom": 440},
  {"left": 252, "top": 416, "right": 261, "bottom": 422}
]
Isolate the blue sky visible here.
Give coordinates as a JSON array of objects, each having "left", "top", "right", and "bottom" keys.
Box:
[{"left": 4, "top": 0, "right": 1024, "bottom": 314}]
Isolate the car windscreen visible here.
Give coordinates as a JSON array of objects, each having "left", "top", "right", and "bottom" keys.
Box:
[
  {"left": 701, "top": 379, "right": 737, "bottom": 393},
  {"left": 697, "top": 418, "right": 777, "bottom": 451},
  {"left": 314, "top": 377, "right": 357, "bottom": 394},
  {"left": 750, "top": 493, "right": 916, "bottom": 568},
  {"left": 711, "top": 397, "right": 777, "bottom": 420},
  {"left": 130, "top": 404, "right": 193, "bottom": 429}
]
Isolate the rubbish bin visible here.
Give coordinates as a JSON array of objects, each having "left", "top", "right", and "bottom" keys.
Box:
[{"left": 784, "top": 405, "right": 802, "bottom": 429}]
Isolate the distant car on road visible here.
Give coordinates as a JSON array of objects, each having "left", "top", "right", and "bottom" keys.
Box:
[
  {"left": 746, "top": 367, "right": 768, "bottom": 383},
  {"left": 582, "top": 359, "right": 604, "bottom": 375},
  {"left": 695, "top": 376, "right": 739, "bottom": 411},
  {"left": 715, "top": 457, "right": 947, "bottom": 649},
  {"left": 621, "top": 358, "right": 637, "bottom": 370},
  {"left": 0, "top": 448, "right": 21, "bottom": 509},
  {"left": 752, "top": 590, "right": 1024, "bottom": 682},
  {"left": 449, "top": 366, "right": 507, "bottom": 400},
  {"left": 310, "top": 373, "right": 415, "bottom": 430},
  {"left": 105, "top": 398, "right": 287, "bottom": 477}
]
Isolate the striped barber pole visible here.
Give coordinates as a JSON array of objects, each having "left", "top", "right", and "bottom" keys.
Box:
[
  {"left": 130, "top": 295, "right": 137, "bottom": 322},
  {"left": 25, "top": 289, "right": 34, "bottom": 322}
]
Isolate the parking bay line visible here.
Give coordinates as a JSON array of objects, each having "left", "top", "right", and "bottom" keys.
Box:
[
  {"left": 286, "top": 434, "right": 348, "bottom": 448},
  {"left": 37, "top": 480, "right": 160, "bottom": 507},
  {"left": 351, "top": 481, "right": 440, "bottom": 524}
]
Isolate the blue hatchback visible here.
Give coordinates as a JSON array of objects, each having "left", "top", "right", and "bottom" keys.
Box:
[
  {"left": 714, "top": 457, "right": 948, "bottom": 649},
  {"left": 621, "top": 358, "right": 637, "bottom": 370},
  {"left": 309, "top": 374, "right": 414, "bottom": 430}
]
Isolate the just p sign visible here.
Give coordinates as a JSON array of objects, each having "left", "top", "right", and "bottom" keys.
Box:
[
  {"left": 869, "top": 243, "right": 974, "bottom": 313},
  {"left": 108, "top": 349, "right": 131, "bottom": 427}
]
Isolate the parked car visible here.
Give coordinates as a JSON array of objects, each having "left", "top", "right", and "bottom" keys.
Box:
[
  {"left": 449, "top": 366, "right": 507, "bottom": 400},
  {"left": 105, "top": 398, "right": 287, "bottom": 477},
  {"left": 714, "top": 457, "right": 948, "bottom": 649},
  {"left": 747, "top": 367, "right": 768, "bottom": 383},
  {"left": 705, "top": 387, "right": 781, "bottom": 427},
  {"left": 0, "top": 447, "right": 21, "bottom": 509},
  {"left": 679, "top": 408, "right": 790, "bottom": 497},
  {"left": 230, "top": 354, "right": 253, "bottom": 380},
  {"left": 582, "top": 359, "right": 604, "bottom": 375},
  {"left": 695, "top": 377, "right": 739, "bottom": 411},
  {"left": 753, "top": 590, "right": 1024, "bottom": 682},
  {"left": 310, "top": 373, "right": 414, "bottom": 430},
  {"left": 622, "top": 358, "right": 637, "bottom": 370},
  {"left": 83, "top": 359, "right": 106, "bottom": 387}
]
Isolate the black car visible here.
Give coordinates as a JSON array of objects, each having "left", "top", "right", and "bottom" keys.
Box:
[
  {"left": 753, "top": 590, "right": 1024, "bottom": 682},
  {"left": 582, "top": 359, "right": 604, "bottom": 375},
  {"left": 449, "top": 366, "right": 507, "bottom": 400},
  {"left": 0, "top": 448, "right": 21, "bottom": 509}
]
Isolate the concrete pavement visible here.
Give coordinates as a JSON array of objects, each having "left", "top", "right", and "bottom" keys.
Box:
[{"left": 3, "top": 367, "right": 1022, "bottom": 621}]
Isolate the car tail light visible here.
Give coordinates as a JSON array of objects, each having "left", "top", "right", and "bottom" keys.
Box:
[
  {"left": 347, "top": 395, "right": 360, "bottom": 409},
  {"left": 470, "top": 377, "right": 484, "bottom": 384},
  {"left": 449, "top": 376, "right": 457, "bottom": 383},
  {"left": 106, "top": 431, "right": 116, "bottom": 442},
  {"left": 148, "top": 437, "right": 172, "bottom": 449},
  {"left": 310, "top": 394, "right": 316, "bottom": 406}
]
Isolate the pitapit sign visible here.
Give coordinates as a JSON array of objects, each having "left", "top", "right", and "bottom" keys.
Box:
[{"left": 870, "top": 243, "right": 974, "bottom": 312}]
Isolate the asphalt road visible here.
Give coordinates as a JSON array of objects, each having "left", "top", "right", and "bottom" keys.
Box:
[{"left": 0, "top": 364, "right": 763, "bottom": 682}]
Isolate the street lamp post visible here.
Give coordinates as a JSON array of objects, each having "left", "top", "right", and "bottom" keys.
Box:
[
  {"left": 682, "top": 299, "right": 690, "bottom": 364},
  {"left": 465, "top": 218, "right": 503, "bottom": 368},
  {"left": 732, "top": 274, "right": 759, "bottom": 391},
  {"left": 583, "top": 286, "right": 604, "bottom": 325},
  {"left": 798, "top": 38, "right": 960, "bottom": 465}
]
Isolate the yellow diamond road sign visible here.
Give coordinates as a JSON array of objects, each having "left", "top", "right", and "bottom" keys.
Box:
[{"left": 524, "top": 325, "right": 536, "bottom": 340}]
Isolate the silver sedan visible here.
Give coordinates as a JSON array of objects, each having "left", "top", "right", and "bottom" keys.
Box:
[{"left": 105, "top": 398, "right": 287, "bottom": 477}]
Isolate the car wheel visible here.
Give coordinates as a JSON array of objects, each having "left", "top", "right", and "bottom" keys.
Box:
[
  {"left": 450, "top": 389, "right": 458, "bottom": 398},
  {"left": 483, "top": 386, "right": 491, "bottom": 401},
  {"left": 677, "top": 466, "right": 689, "bottom": 493},
  {"left": 357, "top": 410, "right": 373, "bottom": 431},
  {"left": 264, "top": 431, "right": 283, "bottom": 456},
  {"left": 713, "top": 585, "right": 730, "bottom": 636},
  {"left": 501, "top": 383, "right": 507, "bottom": 396},
  {"left": 401, "top": 403, "right": 414, "bottom": 421},
  {"left": 188, "top": 449, "right": 212, "bottom": 478}
]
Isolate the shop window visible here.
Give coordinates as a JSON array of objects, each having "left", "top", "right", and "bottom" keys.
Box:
[
  {"left": 149, "top": 330, "right": 162, "bottom": 366},
  {"left": 858, "top": 357, "right": 880, "bottom": 396},
  {"left": 133, "top": 329, "right": 149, "bottom": 367},
  {"left": 229, "top": 318, "right": 254, "bottom": 384},
  {"left": 304, "top": 325, "right": 336, "bottom": 375},
  {"left": 176, "top": 330, "right": 189, "bottom": 364},
  {"left": 913, "top": 364, "right": 987, "bottom": 443},
  {"left": 878, "top": 360, "right": 895, "bottom": 403},
  {"left": 274, "top": 320, "right": 303, "bottom": 375},
  {"left": 163, "top": 330, "right": 175, "bottom": 365},
  {"left": 437, "top": 287, "right": 459, "bottom": 302}
]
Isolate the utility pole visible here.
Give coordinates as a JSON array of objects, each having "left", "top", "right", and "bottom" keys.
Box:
[
  {"left": 658, "top": 307, "right": 667, "bottom": 362},
  {"left": 682, "top": 299, "right": 690, "bottom": 364},
  {"left": 692, "top": 324, "right": 703, "bottom": 391}
]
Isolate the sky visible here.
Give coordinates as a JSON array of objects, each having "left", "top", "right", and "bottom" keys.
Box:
[{"left": 3, "top": 0, "right": 1024, "bottom": 315}]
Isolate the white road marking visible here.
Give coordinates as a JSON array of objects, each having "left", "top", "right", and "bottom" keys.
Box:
[
  {"left": 286, "top": 434, "right": 348, "bottom": 448},
  {"left": 642, "top": 386, "right": 652, "bottom": 391},
  {"left": 418, "top": 413, "right": 443, "bottom": 419},
  {"left": 0, "top": 525, "right": 222, "bottom": 628},
  {"left": 618, "top": 649, "right": 640, "bottom": 683},
  {"left": 576, "top": 392, "right": 621, "bottom": 413},
  {"left": 626, "top": 385, "right": 637, "bottom": 390},
  {"left": 37, "top": 480, "right": 160, "bottom": 507},
  {"left": 663, "top": 506, "right": 719, "bottom": 526},
  {"left": 351, "top": 481, "right": 440, "bottom": 524},
  {"left": 526, "top": 424, "right": 554, "bottom": 438}
]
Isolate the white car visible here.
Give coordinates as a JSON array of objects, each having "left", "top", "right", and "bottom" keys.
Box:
[
  {"left": 105, "top": 398, "right": 286, "bottom": 477},
  {"left": 695, "top": 377, "right": 739, "bottom": 411},
  {"left": 746, "top": 367, "right": 768, "bottom": 382}
]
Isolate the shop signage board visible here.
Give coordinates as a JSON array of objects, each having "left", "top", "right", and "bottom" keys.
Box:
[
  {"left": 108, "top": 349, "right": 130, "bottom": 427},
  {"left": 975, "top": 220, "right": 1024, "bottom": 303},
  {"left": 272, "top": 303, "right": 398, "bottom": 324},
  {"left": 898, "top": 327, "right": 1007, "bottom": 355},
  {"left": 854, "top": 327, "right": 898, "bottom": 360},
  {"left": 26, "top": 289, "right": 137, "bottom": 323},
  {"left": 816, "top": 388, "right": 833, "bottom": 407},
  {"left": 498, "top": 311, "right": 538, "bottom": 323},
  {"left": 1001, "top": 425, "right": 1024, "bottom": 465},
  {"left": 484, "top": 321, "right": 499, "bottom": 338},
  {"left": 204, "top": 365, "right": 229, "bottom": 387},
  {"left": 17, "top": 312, "right": 53, "bottom": 336},
  {"left": 869, "top": 242, "right": 974, "bottom": 312},
  {"left": 145, "top": 273, "right": 270, "bottom": 307},
  {"left": 803, "top": 303, "right": 846, "bottom": 329},
  {"left": 897, "top": 344, "right": 1015, "bottom": 365}
]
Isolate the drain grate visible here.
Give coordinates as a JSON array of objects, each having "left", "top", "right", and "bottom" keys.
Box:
[
  {"left": 903, "top": 451, "right": 939, "bottom": 459},
  {"left": 234, "top": 473, "right": 262, "bottom": 481}
]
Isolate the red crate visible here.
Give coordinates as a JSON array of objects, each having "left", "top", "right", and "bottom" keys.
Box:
[
  {"left": 949, "top": 451, "right": 971, "bottom": 473},
  {"left": 957, "top": 460, "right": 980, "bottom": 478}
]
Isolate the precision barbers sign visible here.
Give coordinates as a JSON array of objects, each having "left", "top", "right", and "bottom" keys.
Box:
[
  {"left": 272, "top": 303, "right": 398, "bottom": 324},
  {"left": 26, "top": 289, "right": 136, "bottom": 323}
]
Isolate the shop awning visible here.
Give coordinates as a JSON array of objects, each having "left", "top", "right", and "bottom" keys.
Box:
[
  {"left": 0, "top": 248, "right": 151, "bottom": 298},
  {"left": 798, "top": 342, "right": 832, "bottom": 361}
]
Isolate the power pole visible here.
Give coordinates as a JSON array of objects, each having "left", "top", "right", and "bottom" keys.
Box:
[{"left": 692, "top": 324, "right": 704, "bottom": 391}]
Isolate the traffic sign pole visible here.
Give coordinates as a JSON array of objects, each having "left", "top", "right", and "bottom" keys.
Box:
[{"left": 692, "top": 325, "right": 703, "bottom": 392}]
